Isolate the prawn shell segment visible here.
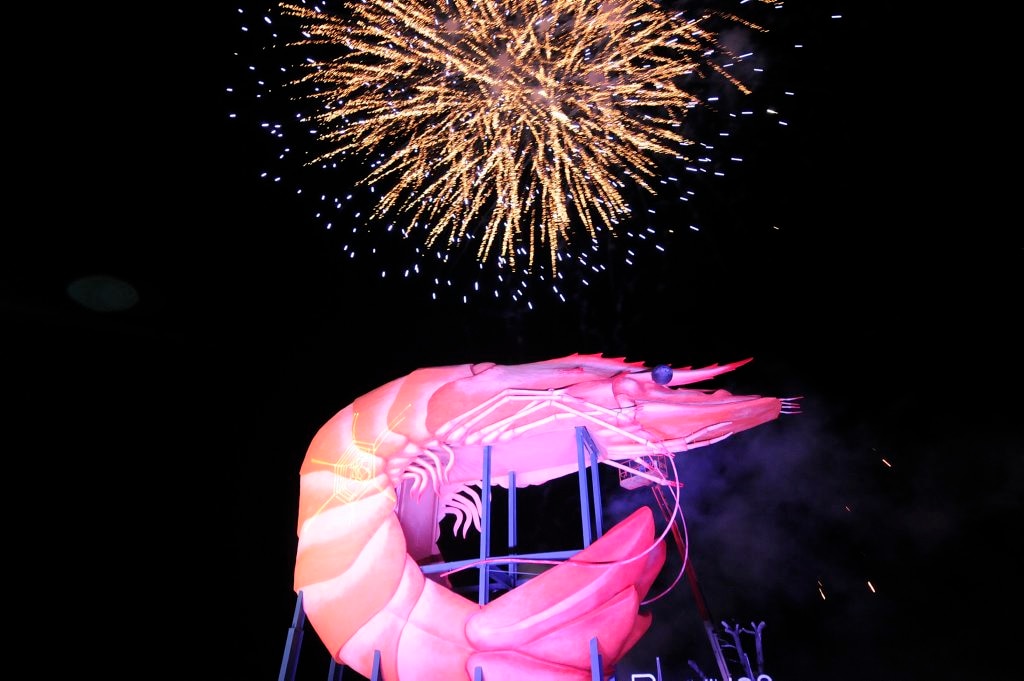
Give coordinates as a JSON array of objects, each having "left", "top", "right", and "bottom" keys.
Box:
[
  {"left": 466, "top": 506, "right": 665, "bottom": 652},
  {"left": 294, "top": 492, "right": 407, "bottom": 660}
]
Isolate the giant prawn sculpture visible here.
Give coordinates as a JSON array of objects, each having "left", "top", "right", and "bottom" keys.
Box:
[{"left": 294, "top": 353, "right": 798, "bottom": 680}]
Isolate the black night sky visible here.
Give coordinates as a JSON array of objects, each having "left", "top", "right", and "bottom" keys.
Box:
[{"left": 12, "top": 2, "right": 1020, "bottom": 680}]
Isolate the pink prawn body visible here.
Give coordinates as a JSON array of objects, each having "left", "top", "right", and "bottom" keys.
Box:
[{"left": 294, "top": 353, "right": 796, "bottom": 680}]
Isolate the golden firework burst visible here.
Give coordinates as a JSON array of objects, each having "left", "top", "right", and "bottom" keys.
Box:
[{"left": 280, "top": 0, "right": 772, "bottom": 273}]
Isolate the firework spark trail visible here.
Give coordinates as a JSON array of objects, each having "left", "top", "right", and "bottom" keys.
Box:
[{"left": 280, "top": 0, "right": 774, "bottom": 274}]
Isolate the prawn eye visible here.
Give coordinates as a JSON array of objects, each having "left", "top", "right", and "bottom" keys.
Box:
[{"left": 652, "top": 365, "right": 673, "bottom": 385}]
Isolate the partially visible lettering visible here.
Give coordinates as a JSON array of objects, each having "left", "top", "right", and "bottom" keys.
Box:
[{"left": 630, "top": 676, "right": 773, "bottom": 681}]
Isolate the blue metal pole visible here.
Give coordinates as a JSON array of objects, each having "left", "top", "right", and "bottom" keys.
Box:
[
  {"left": 508, "top": 470, "right": 517, "bottom": 589},
  {"left": 278, "top": 591, "right": 306, "bottom": 681},
  {"left": 587, "top": 435, "right": 604, "bottom": 539},
  {"left": 589, "top": 637, "right": 602, "bottom": 681},
  {"left": 420, "top": 549, "right": 580, "bottom": 576},
  {"left": 370, "top": 650, "right": 381, "bottom": 680},
  {"left": 576, "top": 427, "right": 593, "bottom": 547},
  {"left": 479, "top": 445, "right": 493, "bottom": 604}
]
